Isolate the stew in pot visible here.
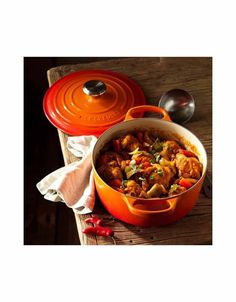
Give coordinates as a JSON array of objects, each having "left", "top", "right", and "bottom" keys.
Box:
[{"left": 96, "top": 130, "right": 203, "bottom": 198}]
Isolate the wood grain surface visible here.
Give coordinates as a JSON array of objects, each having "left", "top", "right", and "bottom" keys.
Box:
[{"left": 47, "top": 57, "right": 212, "bottom": 245}]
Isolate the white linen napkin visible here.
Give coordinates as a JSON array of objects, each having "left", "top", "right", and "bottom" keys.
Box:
[{"left": 36, "top": 135, "right": 97, "bottom": 214}]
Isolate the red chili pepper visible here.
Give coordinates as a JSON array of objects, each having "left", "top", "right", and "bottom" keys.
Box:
[
  {"left": 179, "top": 178, "right": 193, "bottom": 189},
  {"left": 112, "top": 139, "right": 121, "bottom": 153},
  {"left": 82, "top": 226, "right": 114, "bottom": 237},
  {"left": 135, "top": 157, "right": 142, "bottom": 165},
  {"left": 142, "top": 161, "right": 151, "bottom": 169},
  {"left": 179, "top": 149, "right": 196, "bottom": 157},
  {"left": 84, "top": 216, "right": 103, "bottom": 226}
]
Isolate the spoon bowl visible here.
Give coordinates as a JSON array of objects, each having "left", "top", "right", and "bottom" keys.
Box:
[{"left": 158, "top": 89, "right": 195, "bottom": 124}]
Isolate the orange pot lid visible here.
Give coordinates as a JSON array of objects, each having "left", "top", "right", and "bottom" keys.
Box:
[{"left": 43, "top": 70, "right": 146, "bottom": 136}]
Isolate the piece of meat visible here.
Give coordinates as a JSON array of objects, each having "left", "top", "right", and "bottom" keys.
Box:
[
  {"left": 142, "top": 166, "right": 156, "bottom": 177},
  {"left": 97, "top": 164, "right": 123, "bottom": 182},
  {"left": 159, "top": 157, "right": 177, "bottom": 175},
  {"left": 160, "top": 140, "right": 181, "bottom": 160},
  {"left": 119, "top": 151, "right": 130, "bottom": 160},
  {"left": 125, "top": 180, "right": 147, "bottom": 198},
  {"left": 97, "top": 151, "right": 123, "bottom": 167},
  {"left": 175, "top": 153, "right": 202, "bottom": 179},
  {"left": 148, "top": 165, "right": 174, "bottom": 188},
  {"left": 132, "top": 153, "right": 153, "bottom": 164},
  {"left": 143, "top": 131, "right": 155, "bottom": 145},
  {"left": 121, "top": 134, "right": 141, "bottom": 151}
]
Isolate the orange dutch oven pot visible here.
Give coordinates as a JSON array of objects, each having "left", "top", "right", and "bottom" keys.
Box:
[{"left": 92, "top": 105, "right": 207, "bottom": 227}]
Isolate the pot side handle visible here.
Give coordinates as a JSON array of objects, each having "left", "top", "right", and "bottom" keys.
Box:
[
  {"left": 125, "top": 105, "right": 172, "bottom": 122},
  {"left": 123, "top": 197, "right": 177, "bottom": 217}
]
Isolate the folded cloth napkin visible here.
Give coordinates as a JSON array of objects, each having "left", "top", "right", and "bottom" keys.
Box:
[{"left": 36, "top": 135, "right": 97, "bottom": 214}]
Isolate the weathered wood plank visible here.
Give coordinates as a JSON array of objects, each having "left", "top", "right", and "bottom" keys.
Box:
[{"left": 47, "top": 57, "right": 212, "bottom": 245}]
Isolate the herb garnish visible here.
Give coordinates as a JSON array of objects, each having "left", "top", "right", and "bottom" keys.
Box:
[
  {"left": 122, "top": 179, "right": 128, "bottom": 187},
  {"left": 149, "top": 158, "right": 156, "bottom": 164},
  {"left": 170, "top": 184, "right": 178, "bottom": 193},
  {"left": 154, "top": 153, "right": 161, "bottom": 163}
]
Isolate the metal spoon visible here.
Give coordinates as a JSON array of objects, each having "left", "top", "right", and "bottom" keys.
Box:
[
  {"left": 158, "top": 88, "right": 195, "bottom": 124},
  {"left": 158, "top": 88, "right": 212, "bottom": 198}
]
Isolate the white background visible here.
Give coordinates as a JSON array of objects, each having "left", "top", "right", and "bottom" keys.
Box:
[{"left": 1, "top": 0, "right": 236, "bottom": 301}]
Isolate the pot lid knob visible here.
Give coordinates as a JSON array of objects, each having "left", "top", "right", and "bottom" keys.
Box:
[{"left": 83, "top": 80, "right": 106, "bottom": 96}]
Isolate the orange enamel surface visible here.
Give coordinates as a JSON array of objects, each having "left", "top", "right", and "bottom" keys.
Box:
[
  {"left": 93, "top": 166, "right": 204, "bottom": 227},
  {"left": 43, "top": 70, "right": 146, "bottom": 136},
  {"left": 125, "top": 105, "right": 172, "bottom": 121}
]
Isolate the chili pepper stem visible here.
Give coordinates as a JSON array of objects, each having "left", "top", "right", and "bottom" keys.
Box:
[{"left": 111, "top": 236, "right": 117, "bottom": 245}]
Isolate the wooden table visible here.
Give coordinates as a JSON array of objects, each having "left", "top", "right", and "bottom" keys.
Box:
[{"left": 47, "top": 57, "right": 212, "bottom": 245}]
